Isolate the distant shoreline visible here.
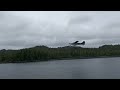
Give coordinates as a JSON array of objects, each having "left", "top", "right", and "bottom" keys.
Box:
[
  {"left": 46, "top": 56, "right": 120, "bottom": 61},
  {"left": 0, "top": 56, "right": 120, "bottom": 64}
]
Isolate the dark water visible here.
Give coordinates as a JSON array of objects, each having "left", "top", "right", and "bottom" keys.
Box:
[{"left": 0, "top": 57, "right": 120, "bottom": 79}]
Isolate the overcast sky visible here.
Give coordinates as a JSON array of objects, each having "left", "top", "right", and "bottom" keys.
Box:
[{"left": 0, "top": 11, "right": 120, "bottom": 49}]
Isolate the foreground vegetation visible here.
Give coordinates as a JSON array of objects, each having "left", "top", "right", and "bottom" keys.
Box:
[{"left": 0, "top": 45, "right": 120, "bottom": 63}]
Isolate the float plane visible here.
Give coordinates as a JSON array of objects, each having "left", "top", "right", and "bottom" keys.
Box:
[{"left": 69, "top": 41, "right": 85, "bottom": 46}]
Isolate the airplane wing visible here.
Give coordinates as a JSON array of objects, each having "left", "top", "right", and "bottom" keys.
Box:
[{"left": 74, "top": 41, "right": 79, "bottom": 43}]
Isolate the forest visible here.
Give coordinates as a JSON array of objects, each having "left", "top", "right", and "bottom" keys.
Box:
[{"left": 0, "top": 44, "right": 120, "bottom": 63}]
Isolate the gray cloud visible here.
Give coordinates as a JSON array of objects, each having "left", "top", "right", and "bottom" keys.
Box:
[
  {"left": 68, "top": 16, "right": 92, "bottom": 25},
  {"left": 0, "top": 11, "right": 120, "bottom": 49},
  {"left": 97, "top": 21, "right": 120, "bottom": 39},
  {"left": 105, "top": 22, "right": 120, "bottom": 29}
]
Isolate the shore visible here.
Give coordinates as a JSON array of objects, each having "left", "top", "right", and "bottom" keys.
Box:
[
  {"left": 0, "top": 56, "right": 120, "bottom": 64},
  {"left": 1, "top": 45, "right": 120, "bottom": 64}
]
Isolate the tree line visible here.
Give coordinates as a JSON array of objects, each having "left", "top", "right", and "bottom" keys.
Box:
[{"left": 0, "top": 45, "right": 120, "bottom": 63}]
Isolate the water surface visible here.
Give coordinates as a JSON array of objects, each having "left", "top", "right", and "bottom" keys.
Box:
[{"left": 0, "top": 57, "right": 120, "bottom": 79}]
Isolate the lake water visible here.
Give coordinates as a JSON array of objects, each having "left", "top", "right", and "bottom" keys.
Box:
[{"left": 0, "top": 57, "right": 120, "bottom": 79}]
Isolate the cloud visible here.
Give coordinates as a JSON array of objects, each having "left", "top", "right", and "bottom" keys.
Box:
[
  {"left": 0, "top": 11, "right": 120, "bottom": 49},
  {"left": 97, "top": 21, "right": 120, "bottom": 39},
  {"left": 105, "top": 22, "right": 120, "bottom": 29},
  {"left": 68, "top": 16, "right": 92, "bottom": 25}
]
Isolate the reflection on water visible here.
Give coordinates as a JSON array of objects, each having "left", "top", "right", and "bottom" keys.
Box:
[{"left": 0, "top": 57, "right": 120, "bottom": 79}]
